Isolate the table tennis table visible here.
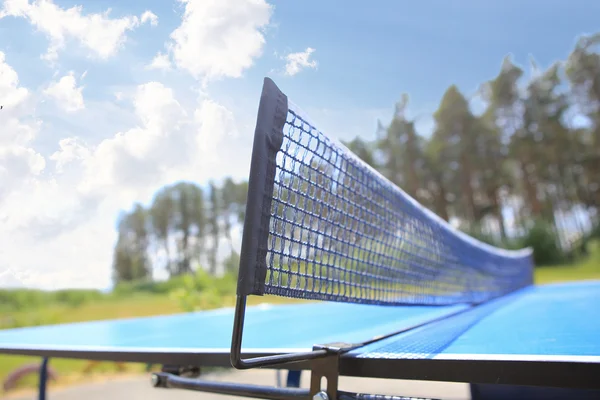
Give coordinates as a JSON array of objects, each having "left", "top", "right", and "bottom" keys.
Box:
[
  {"left": 0, "top": 280, "right": 599, "bottom": 399},
  {"left": 1, "top": 78, "right": 599, "bottom": 400}
]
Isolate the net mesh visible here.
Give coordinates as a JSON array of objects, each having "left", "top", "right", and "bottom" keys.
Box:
[
  {"left": 258, "top": 102, "right": 533, "bottom": 306},
  {"left": 351, "top": 289, "right": 521, "bottom": 360}
]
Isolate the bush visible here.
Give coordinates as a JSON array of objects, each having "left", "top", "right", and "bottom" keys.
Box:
[
  {"left": 112, "top": 277, "right": 185, "bottom": 297},
  {"left": 0, "top": 288, "right": 105, "bottom": 316},
  {"left": 53, "top": 289, "right": 104, "bottom": 307},
  {"left": 590, "top": 222, "right": 600, "bottom": 239},
  {"left": 0, "top": 289, "right": 68, "bottom": 312},
  {"left": 519, "top": 219, "right": 565, "bottom": 266},
  {"left": 169, "top": 269, "right": 237, "bottom": 312}
]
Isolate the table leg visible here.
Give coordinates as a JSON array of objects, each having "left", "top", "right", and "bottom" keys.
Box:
[
  {"left": 38, "top": 357, "right": 49, "bottom": 400},
  {"left": 286, "top": 370, "right": 301, "bottom": 388}
]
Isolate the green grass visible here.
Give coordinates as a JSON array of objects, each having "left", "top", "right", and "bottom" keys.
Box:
[{"left": 534, "top": 240, "right": 600, "bottom": 284}]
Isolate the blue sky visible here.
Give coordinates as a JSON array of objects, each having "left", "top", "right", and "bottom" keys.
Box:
[
  {"left": 0, "top": 0, "right": 598, "bottom": 289},
  {"left": 214, "top": 0, "right": 600, "bottom": 137}
]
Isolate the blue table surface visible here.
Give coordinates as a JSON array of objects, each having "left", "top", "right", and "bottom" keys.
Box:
[
  {"left": 351, "top": 280, "right": 600, "bottom": 361},
  {"left": 1, "top": 280, "right": 598, "bottom": 361},
  {"left": 0, "top": 299, "right": 467, "bottom": 353}
]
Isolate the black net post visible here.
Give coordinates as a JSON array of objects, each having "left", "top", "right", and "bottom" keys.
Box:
[{"left": 237, "top": 77, "right": 288, "bottom": 297}]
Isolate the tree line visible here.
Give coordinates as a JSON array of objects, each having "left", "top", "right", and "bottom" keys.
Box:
[
  {"left": 345, "top": 32, "right": 599, "bottom": 251},
  {"left": 112, "top": 32, "right": 600, "bottom": 283},
  {"left": 112, "top": 179, "right": 247, "bottom": 283}
]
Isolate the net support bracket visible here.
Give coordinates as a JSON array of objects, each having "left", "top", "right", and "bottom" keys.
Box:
[
  {"left": 150, "top": 343, "right": 350, "bottom": 400},
  {"left": 149, "top": 296, "right": 353, "bottom": 399},
  {"left": 230, "top": 295, "right": 340, "bottom": 370},
  {"left": 309, "top": 344, "right": 348, "bottom": 400}
]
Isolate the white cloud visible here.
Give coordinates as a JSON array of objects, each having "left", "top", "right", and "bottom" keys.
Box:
[
  {"left": 140, "top": 10, "right": 158, "bottom": 27},
  {"left": 160, "top": 0, "right": 273, "bottom": 82},
  {"left": 43, "top": 72, "right": 85, "bottom": 112},
  {"left": 147, "top": 52, "right": 171, "bottom": 71},
  {"left": 77, "top": 82, "right": 189, "bottom": 197},
  {"left": 283, "top": 47, "right": 318, "bottom": 76},
  {"left": 0, "top": 52, "right": 29, "bottom": 112},
  {"left": 50, "top": 137, "right": 91, "bottom": 173},
  {"left": 76, "top": 82, "right": 243, "bottom": 202},
  {"left": 0, "top": 0, "right": 157, "bottom": 62},
  {"left": 0, "top": 267, "right": 28, "bottom": 288},
  {"left": 0, "top": 51, "right": 44, "bottom": 199},
  {"left": 2, "top": 202, "right": 119, "bottom": 290},
  {"left": 1, "top": 53, "right": 249, "bottom": 290}
]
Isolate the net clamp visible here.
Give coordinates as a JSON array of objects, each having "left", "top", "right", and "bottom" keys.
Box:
[{"left": 309, "top": 343, "right": 354, "bottom": 400}]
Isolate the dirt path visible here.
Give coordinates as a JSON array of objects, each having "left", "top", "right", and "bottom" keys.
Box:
[{"left": 6, "top": 369, "right": 470, "bottom": 400}]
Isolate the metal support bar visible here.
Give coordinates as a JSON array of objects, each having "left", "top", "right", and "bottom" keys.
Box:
[
  {"left": 152, "top": 372, "right": 310, "bottom": 400},
  {"left": 152, "top": 343, "right": 439, "bottom": 400},
  {"left": 230, "top": 295, "right": 329, "bottom": 370}
]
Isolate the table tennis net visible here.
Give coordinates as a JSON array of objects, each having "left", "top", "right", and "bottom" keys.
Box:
[{"left": 238, "top": 78, "right": 533, "bottom": 306}]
